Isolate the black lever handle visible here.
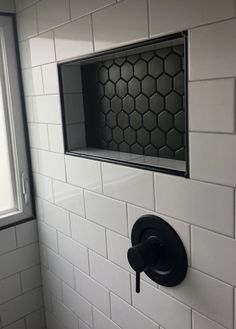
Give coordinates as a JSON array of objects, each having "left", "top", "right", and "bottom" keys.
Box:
[
  {"left": 127, "top": 236, "right": 160, "bottom": 293},
  {"left": 128, "top": 215, "right": 188, "bottom": 293}
]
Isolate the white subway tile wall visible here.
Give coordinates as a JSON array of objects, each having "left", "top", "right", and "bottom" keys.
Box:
[
  {"left": 13, "top": 0, "right": 236, "bottom": 329},
  {"left": 0, "top": 221, "right": 44, "bottom": 329}
]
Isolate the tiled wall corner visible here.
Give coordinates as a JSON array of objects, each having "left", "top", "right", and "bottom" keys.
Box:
[
  {"left": 0, "top": 221, "right": 45, "bottom": 329},
  {"left": 14, "top": 1, "right": 236, "bottom": 329}
]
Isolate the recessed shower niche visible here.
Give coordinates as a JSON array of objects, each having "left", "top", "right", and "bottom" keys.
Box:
[{"left": 59, "top": 32, "right": 188, "bottom": 176}]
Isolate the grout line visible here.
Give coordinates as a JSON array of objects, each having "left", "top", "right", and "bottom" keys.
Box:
[
  {"left": 189, "top": 75, "right": 236, "bottom": 83},
  {"left": 189, "top": 224, "right": 192, "bottom": 267},
  {"left": 129, "top": 272, "right": 133, "bottom": 306},
  {"left": 233, "top": 287, "right": 235, "bottom": 329},
  {"left": 152, "top": 172, "right": 156, "bottom": 211},
  {"left": 190, "top": 309, "right": 193, "bottom": 329},
  {"left": 234, "top": 188, "right": 236, "bottom": 238},
  {"left": 68, "top": 0, "right": 72, "bottom": 21},
  {"left": 234, "top": 78, "right": 236, "bottom": 134},
  {"left": 90, "top": 14, "right": 95, "bottom": 53},
  {"left": 125, "top": 202, "right": 129, "bottom": 237},
  {"left": 100, "top": 162, "right": 104, "bottom": 194},
  {"left": 147, "top": 0, "right": 150, "bottom": 39},
  {"left": 108, "top": 290, "right": 112, "bottom": 318},
  {"left": 36, "top": 176, "right": 236, "bottom": 241},
  {"left": 189, "top": 130, "right": 236, "bottom": 135},
  {"left": 104, "top": 228, "right": 108, "bottom": 259},
  {"left": 70, "top": 1, "right": 120, "bottom": 22}
]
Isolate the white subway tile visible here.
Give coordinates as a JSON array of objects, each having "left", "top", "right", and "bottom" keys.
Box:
[
  {"left": 38, "top": 150, "right": 66, "bottom": 181},
  {"left": 16, "top": 220, "right": 38, "bottom": 247},
  {"left": 71, "top": 213, "right": 107, "bottom": 256},
  {"left": 61, "top": 65, "right": 82, "bottom": 93},
  {"left": 43, "top": 201, "right": 70, "bottom": 235},
  {"left": 47, "top": 249, "right": 74, "bottom": 288},
  {"left": 78, "top": 319, "right": 91, "bottom": 329},
  {"left": 63, "top": 93, "right": 85, "bottom": 124},
  {"left": 28, "top": 124, "right": 49, "bottom": 150},
  {"left": 89, "top": 251, "right": 131, "bottom": 302},
  {"left": 48, "top": 125, "right": 64, "bottom": 153},
  {"left": 189, "top": 79, "right": 235, "bottom": 133},
  {"left": 0, "top": 227, "right": 16, "bottom": 255},
  {"left": 154, "top": 173, "right": 234, "bottom": 236},
  {"left": 55, "top": 16, "right": 93, "bottom": 61},
  {"left": 42, "top": 63, "right": 59, "bottom": 94},
  {"left": 39, "top": 243, "right": 48, "bottom": 267},
  {"left": 41, "top": 267, "right": 62, "bottom": 300},
  {"left": 34, "top": 95, "right": 62, "bottom": 124},
  {"left": 93, "top": 0, "right": 148, "bottom": 51},
  {"left": 189, "top": 19, "right": 236, "bottom": 80},
  {"left": 37, "top": 0, "right": 70, "bottom": 33},
  {"left": 43, "top": 289, "right": 53, "bottom": 313},
  {"left": 22, "top": 67, "right": 43, "bottom": 96},
  {"left": 66, "top": 155, "right": 102, "bottom": 192},
  {"left": 53, "top": 180, "right": 85, "bottom": 217},
  {"left": 66, "top": 122, "right": 87, "bottom": 149},
  {"left": 31, "top": 148, "right": 40, "bottom": 173},
  {"left": 21, "top": 265, "right": 41, "bottom": 292},
  {"left": 106, "top": 228, "right": 155, "bottom": 286},
  {"left": 0, "top": 289, "right": 43, "bottom": 326},
  {"left": 34, "top": 173, "right": 53, "bottom": 202},
  {"left": 0, "top": 244, "right": 39, "bottom": 279},
  {"left": 52, "top": 297, "right": 78, "bottom": 329},
  {"left": 85, "top": 191, "right": 127, "bottom": 235},
  {"left": 45, "top": 311, "right": 64, "bottom": 329},
  {"left": 102, "top": 163, "right": 154, "bottom": 210},
  {"left": 70, "top": 0, "right": 115, "bottom": 20},
  {"left": 62, "top": 283, "right": 93, "bottom": 326},
  {"left": 192, "top": 311, "right": 226, "bottom": 329},
  {"left": 15, "top": 0, "right": 38, "bottom": 11},
  {"left": 107, "top": 230, "right": 131, "bottom": 271},
  {"left": 111, "top": 293, "right": 159, "bottom": 329},
  {"left": 192, "top": 226, "right": 236, "bottom": 285},
  {"left": 132, "top": 279, "right": 191, "bottom": 329},
  {"left": 0, "top": 274, "right": 21, "bottom": 304},
  {"left": 29, "top": 31, "right": 55, "bottom": 66},
  {"left": 0, "top": 0, "right": 15, "bottom": 13},
  {"left": 58, "top": 233, "right": 89, "bottom": 273},
  {"left": 17, "top": 6, "right": 38, "bottom": 41},
  {"left": 25, "top": 309, "right": 45, "bottom": 329},
  {"left": 4, "top": 319, "right": 26, "bottom": 329},
  {"left": 75, "top": 269, "right": 110, "bottom": 316},
  {"left": 25, "top": 96, "right": 34, "bottom": 122},
  {"left": 161, "top": 268, "right": 233, "bottom": 328},
  {"left": 93, "top": 308, "right": 121, "bottom": 329},
  {"left": 149, "top": 0, "right": 234, "bottom": 37},
  {"left": 19, "top": 39, "right": 32, "bottom": 69},
  {"left": 38, "top": 221, "right": 58, "bottom": 252},
  {"left": 190, "top": 133, "right": 236, "bottom": 186}
]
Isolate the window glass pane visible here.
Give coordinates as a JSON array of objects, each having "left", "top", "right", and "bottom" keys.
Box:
[{"left": 0, "top": 79, "right": 15, "bottom": 215}]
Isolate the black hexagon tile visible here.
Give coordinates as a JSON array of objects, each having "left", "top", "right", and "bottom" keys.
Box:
[{"left": 80, "top": 39, "right": 186, "bottom": 161}]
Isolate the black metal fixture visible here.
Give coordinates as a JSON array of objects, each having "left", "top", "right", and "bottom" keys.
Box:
[{"left": 128, "top": 215, "right": 188, "bottom": 293}]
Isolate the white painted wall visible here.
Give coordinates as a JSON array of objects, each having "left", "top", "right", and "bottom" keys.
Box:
[{"left": 15, "top": 1, "right": 236, "bottom": 329}]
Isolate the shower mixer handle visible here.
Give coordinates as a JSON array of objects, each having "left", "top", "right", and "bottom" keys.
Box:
[
  {"left": 127, "top": 215, "right": 188, "bottom": 293},
  {"left": 127, "top": 236, "right": 161, "bottom": 293}
]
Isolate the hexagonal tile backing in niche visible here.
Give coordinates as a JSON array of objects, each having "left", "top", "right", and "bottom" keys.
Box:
[{"left": 83, "top": 43, "right": 185, "bottom": 160}]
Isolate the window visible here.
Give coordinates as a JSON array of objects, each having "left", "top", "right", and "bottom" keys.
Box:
[{"left": 0, "top": 15, "right": 33, "bottom": 228}]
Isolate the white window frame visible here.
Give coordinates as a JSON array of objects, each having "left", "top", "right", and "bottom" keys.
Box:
[{"left": 0, "top": 15, "right": 33, "bottom": 228}]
